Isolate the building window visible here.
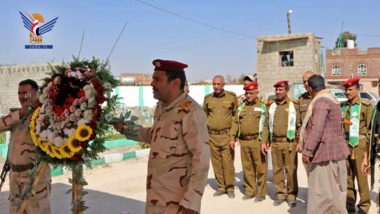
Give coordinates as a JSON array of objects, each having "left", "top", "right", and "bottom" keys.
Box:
[
  {"left": 279, "top": 51, "right": 294, "bottom": 67},
  {"left": 332, "top": 65, "right": 341, "bottom": 76},
  {"left": 358, "top": 64, "right": 367, "bottom": 76}
]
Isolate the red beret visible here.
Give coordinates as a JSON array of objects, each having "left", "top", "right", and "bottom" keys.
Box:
[
  {"left": 152, "top": 59, "right": 188, "bottom": 71},
  {"left": 243, "top": 82, "right": 258, "bottom": 90},
  {"left": 273, "top": 80, "right": 289, "bottom": 87},
  {"left": 342, "top": 78, "right": 360, "bottom": 87}
]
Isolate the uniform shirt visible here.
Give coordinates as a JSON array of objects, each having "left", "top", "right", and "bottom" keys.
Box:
[
  {"left": 342, "top": 97, "right": 373, "bottom": 136},
  {"left": 298, "top": 92, "right": 313, "bottom": 130},
  {"left": 262, "top": 97, "right": 301, "bottom": 142},
  {"left": 129, "top": 93, "right": 210, "bottom": 213},
  {"left": 230, "top": 97, "right": 264, "bottom": 141},
  {"left": 203, "top": 90, "right": 237, "bottom": 131}
]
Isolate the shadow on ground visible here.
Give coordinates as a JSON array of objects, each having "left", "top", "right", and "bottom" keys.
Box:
[{"left": 0, "top": 182, "right": 145, "bottom": 214}]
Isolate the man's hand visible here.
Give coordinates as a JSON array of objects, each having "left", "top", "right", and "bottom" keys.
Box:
[
  {"left": 261, "top": 144, "right": 267, "bottom": 156},
  {"left": 177, "top": 206, "right": 199, "bottom": 214},
  {"left": 230, "top": 141, "right": 236, "bottom": 150},
  {"left": 302, "top": 155, "right": 310, "bottom": 165},
  {"left": 296, "top": 144, "right": 302, "bottom": 153},
  {"left": 361, "top": 159, "right": 368, "bottom": 175},
  {"left": 19, "top": 93, "right": 35, "bottom": 117},
  {"left": 113, "top": 123, "right": 123, "bottom": 133}
]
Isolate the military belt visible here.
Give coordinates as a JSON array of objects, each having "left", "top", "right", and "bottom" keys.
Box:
[
  {"left": 10, "top": 163, "right": 34, "bottom": 172},
  {"left": 208, "top": 128, "right": 230, "bottom": 135},
  {"left": 344, "top": 134, "right": 367, "bottom": 141},
  {"left": 239, "top": 134, "right": 259, "bottom": 141},
  {"left": 272, "top": 137, "right": 291, "bottom": 142}
]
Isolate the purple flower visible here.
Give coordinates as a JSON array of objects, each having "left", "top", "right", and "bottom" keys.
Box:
[
  {"left": 73, "top": 99, "right": 80, "bottom": 106},
  {"left": 69, "top": 105, "right": 76, "bottom": 113}
]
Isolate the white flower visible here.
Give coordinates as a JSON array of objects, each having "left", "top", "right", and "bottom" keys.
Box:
[
  {"left": 76, "top": 71, "right": 83, "bottom": 79},
  {"left": 84, "top": 110, "right": 93, "bottom": 121},
  {"left": 36, "top": 115, "right": 46, "bottom": 125},
  {"left": 78, "top": 119, "right": 89, "bottom": 127},
  {"left": 85, "top": 89, "right": 96, "bottom": 99},
  {"left": 40, "top": 130, "right": 48, "bottom": 141},
  {"left": 104, "top": 82, "right": 112, "bottom": 90},
  {"left": 69, "top": 114, "right": 75, "bottom": 122},
  {"left": 80, "top": 103, "right": 87, "bottom": 111},
  {"left": 54, "top": 76, "right": 61, "bottom": 85},
  {"left": 47, "top": 130, "right": 54, "bottom": 143},
  {"left": 53, "top": 137, "right": 63, "bottom": 147},
  {"left": 105, "top": 114, "right": 113, "bottom": 122},
  {"left": 47, "top": 82, "right": 53, "bottom": 89},
  {"left": 88, "top": 97, "right": 97, "bottom": 107},
  {"left": 53, "top": 130, "right": 59, "bottom": 138},
  {"left": 68, "top": 72, "right": 77, "bottom": 78},
  {"left": 40, "top": 104, "right": 46, "bottom": 114},
  {"left": 35, "top": 124, "right": 41, "bottom": 135},
  {"left": 62, "top": 138, "right": 68, "bottom": 145},
  {"left": 39, "top": 96, "right": 46, "bottom": 103},
  {"left": 45, "top": 106, "right": 52, "bottom": 114},
  {"left": 65, "top": 118, "right": 70, "bottom": 126},
  {"left": 75, "top": 109, "right": 82, "bottom": 117},
  {"left": 43, "top": 87, "right": 49, "bottom": 95},
  {"left": 63, "top": 128, "right": 70, "bottom": 136},
  {"left": 68, "top": 128, "right": 76, "bottom": 137}
]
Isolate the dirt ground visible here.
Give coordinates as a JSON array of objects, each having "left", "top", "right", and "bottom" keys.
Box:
[{"left": 0, "top": 146, "right": 379, "bottom": 214}]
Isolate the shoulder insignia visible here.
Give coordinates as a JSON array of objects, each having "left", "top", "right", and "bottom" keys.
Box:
[
  {"left": 266, "top": 100, "right": 274, "bottom": 106},
  {"left": 225, "top": 90, "right": 236, "bottom": 96},
  {"left": 261, "top": 99, "right": 268, "bottom": 104},
  {"left": 361, "top": 100, "right": 371, "bottom": 106},
  {"left": 290, "top": 98, "right": 299, "bottom": 104},
  {"left": 204, "top": 93, "right": 213, "bottom": 99},
  {"left": 179, "top": 99, "right": 194, "bottom": 110},
  {"left": 237, "top": 100, "right": 243, "bottom": 107}
]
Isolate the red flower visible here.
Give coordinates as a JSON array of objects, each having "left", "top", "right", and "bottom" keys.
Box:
[
  {"left": 77, "top": 90, "right": 85, "bottom": 98},
  {"left": 80, "top": 141, "right": 89, "bottom": 149},
  {"left": 50, "top": 83, "right": 56, "bottom": 91},
  {"left": 65, "top": 96, "right": 75, "bottom": 104},
  {"left": 62, "top": 103, "right": 71, "bottom": 110},
  {"left": 70, "top": 153, "right": 82, "bottom": 161},
  {"left": 89, "top": 132, "right": 96, "bottom": 140},
  {"left": 92, "top": 80, "right": 101, "bottom": 88},
  {"left": 92, "top": 105, "right": 101, "bottom": 115},
  {"left": 96, "top": 86, "right": 104, "bottom": 95},
  {"left": 92, "top": 115, "right": 100, "bottom": 122},
  {"left": 54, "top": 107, "right": 64, "bottom": 116},
  {"left": 89, "top": 121, "right": 97, "bottom": 130},
  {"left": 47, "top": 79, "right": 52, "bottom": 83},
  {"left": 49, "top": 92, "right": 56, "bottom": 100},
  {"left": 34, "top": 102, "right": 40, "bottom": 110},
  {"left": 96, "top": 95, "right": 105, "bottom": 104}
]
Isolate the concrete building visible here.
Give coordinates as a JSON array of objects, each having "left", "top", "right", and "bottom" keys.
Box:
[
  {"left": 257, "top": 33, "right": 322, "bottom": 99},
  {"left": 119, "top": 73, "right": 152, "bottom": 86},
  {"left": 325, "top": 47, "right": 380, "bottom": 93}
]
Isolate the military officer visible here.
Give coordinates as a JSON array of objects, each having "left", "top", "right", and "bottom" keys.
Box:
[
  {"left": 261, "top": 80, "right": 301, "bottom": 208},
  {"left": 237, "top": 75, "right": 255, "bottom": 103},
  {"left": 0, "top": 79, "right": 51, "bottom": 214},
  {"left": 203, "top": 75, "right": 237, "bottom": 199},
  {"left": 115, "top": 59, "right": 210, "bottom": 214},
  {"left": 298, "top": 71, "right": 314, "bottom": 126},
  {"left": 341, "top": 78, "right": 372, "bottom": 214},
  {"left": 230, "top": 82, "right": 268, "bottom": 202}
]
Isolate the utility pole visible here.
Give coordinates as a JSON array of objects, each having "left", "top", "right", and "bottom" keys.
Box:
[{"left": 287, "top": 10, "right": 293, "bottom": 34}]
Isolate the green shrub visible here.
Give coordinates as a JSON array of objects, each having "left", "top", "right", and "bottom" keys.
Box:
[{"left": 138, "top": 142, "right": 151, "bottom": 149}]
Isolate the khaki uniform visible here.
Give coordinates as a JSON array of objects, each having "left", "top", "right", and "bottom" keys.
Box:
[
  {"left": 203, "top": 90, "right": 237, "bottom": 192},
  {"left": 230, "top": 97, "right": 267, "bottom": 197},
  {"left": 128, "top": 93, "right": 210, "bottom": 214},
  {"left": 262, "top": 98, "right": 300, "bottom": 200},
  {"left": 298, "top": 92, "right": 312, "bottom": 127},
  {"left": 341, "top": 98, "right": 372, "bottom": 212},
  {"left": 0, "top": 110, "right": 51, "bottom": 214}
]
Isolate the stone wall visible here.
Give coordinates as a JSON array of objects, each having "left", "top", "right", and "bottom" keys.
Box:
[
  {"left": 257, "top": 33, "right": 321, "bottom": 99},
  {"left": 0, "top": 62, "right": 61, "bottom": 115}
]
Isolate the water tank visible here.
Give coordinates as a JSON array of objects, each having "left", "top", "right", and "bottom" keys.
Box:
[
  {"left": 347, "top": 40, "right": 355, "bottom": 49},
  {"left": 120, "top": 77, "right": 136, "bottom": 85}
]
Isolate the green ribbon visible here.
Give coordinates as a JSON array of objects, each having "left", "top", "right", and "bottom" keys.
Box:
[{"left": 342, "top": 102, "right": 361, "bottom": 147}]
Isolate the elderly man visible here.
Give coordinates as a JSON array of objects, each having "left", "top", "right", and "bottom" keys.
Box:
[
  {"left": 301, "top": 75, "right": 350, "bottom": 213},
  {"left": 0, "top": 79, "right": 51, "bottom": 214},
  {"left": 203, "top": 75, "right": 237, "bottom": 199},
  {"left": 115, "top": 59, "right": 210, "bottom": 214}
]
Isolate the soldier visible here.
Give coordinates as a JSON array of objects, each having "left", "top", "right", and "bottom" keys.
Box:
[
  {"left": 341, "top": 78, "right": 372, "bottom": 214},
  {"left": 0, "top": 79, "right": 51, "bottom": 214},
  {"left": 261, "top": 80, "right": 301, "bottom": 207},
  {"left": 115, "top": 59, "right": 210, "bottom": 214},
  {"left": 203, "top": 75, "right": 237, "bottom": 199},
  {"left": 237, "top": 75, "right": 255, "bottom": 103},
  {"left": 230, "top": 82, "right": 267, "bottom": 202},
  {"left": 298, "top": 71, "right": 314, "bottom": 126}
]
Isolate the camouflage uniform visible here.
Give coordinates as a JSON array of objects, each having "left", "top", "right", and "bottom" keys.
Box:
[
  {"left": 128, "top": 93, "right": 210, "bottom": 214},
  {"left": 0, "top": 110, "right": 51, "bottom": 214}
]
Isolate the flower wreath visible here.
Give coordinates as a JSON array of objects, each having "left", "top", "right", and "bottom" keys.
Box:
[{"left": 29, "top": 57, "right": 119, "bottom": 167}]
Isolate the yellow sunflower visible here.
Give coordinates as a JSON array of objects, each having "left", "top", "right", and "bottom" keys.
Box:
[
  {"left": 37, "top": 138, "right": 42, "bottom": 147},
  {"left": 75, "top": 125, "right": 93, "bottom": 142},
  {"left": 60, "top": 144, "right": 74, "bottom": 158},
  {"left": 52, "top": 146, "right": 63, "bottom": 159},
  {"left": 67, "top": 136, "right": 82, "bottom": 153},
  {"left": 31, "top": 108, "right": 40, "bottom": 121},
  {"left": 46, "top": 143, "right": 56, "bottom": 158}
]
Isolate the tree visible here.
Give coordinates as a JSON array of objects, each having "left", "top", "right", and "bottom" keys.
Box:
[{"left": 335, "top": 31, "right": 357, "bottom": 48}]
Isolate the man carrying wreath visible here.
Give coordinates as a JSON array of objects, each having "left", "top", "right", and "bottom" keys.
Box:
[
  {"left": 114, "top": 59, "right": 210, "bottom": 214},
  {"left": 0, "top": 79, "right": 51, "bottom": 214}
]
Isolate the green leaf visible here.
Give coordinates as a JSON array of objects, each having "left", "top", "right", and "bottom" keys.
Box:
[
  {"left": 31, "top": 190, "right": 36, "bottom": 195},
  {"left": 80, "top": 206, "right": 89, "bottom": 211},
  {"left": 81, "top": 191, "right": 89, "bottom": 196},
  {"left": 65, "top": 189, "right": 73, "bottom": 194},
  {"left": 80, "top": 180, "right": 88, "bottom": 186},
  {"left": 106, "top": 91, "right": 111, "bottom": 98},
  {"left": 68, "top": 178, "right": 73, "bottom": 184}
]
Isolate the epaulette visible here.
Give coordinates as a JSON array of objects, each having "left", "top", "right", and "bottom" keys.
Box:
[
  {"left": 237, "top": 100, "right": 244, "bottom": 107},
  {"left": 266, "top": 100, "right": 274, "bottom": 106},
  {"left": 298, "top": 92, "right": 308, "bottom": 99},
  {"left": 361, "top": 100, "right": 371, "bottom": 106},
  {"left": 290, "top": 98, "right": 299, "bottom": 104},
  {"left": 179, "top": 99, "right": 194, "bottom": 110},
  {"left": 204, "top": 93, "right": 213, "bottom": 99},
  {"left": 225, "top": 90, "right": 236, "bottom": 96},
  {"left": 260, "top": 99, "right": 268, "bottom": 104}
]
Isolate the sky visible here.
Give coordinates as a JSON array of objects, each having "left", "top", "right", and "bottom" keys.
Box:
[{"left": 1, "top": 0, "right": 379, "bottom": 82}]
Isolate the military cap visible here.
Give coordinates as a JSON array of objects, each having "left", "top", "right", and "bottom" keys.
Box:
[
  {"left": 243, "top": 82, "right": 258, "bottom": 90},
  {"left": 152, "top": 59, "right": 188, "bottom": 72},
  {"left": 273, "top": 80, "right": 289, "bottom": 87},
  {"left": 342, "top": 78, "right": 360, "bottom": 88}
]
